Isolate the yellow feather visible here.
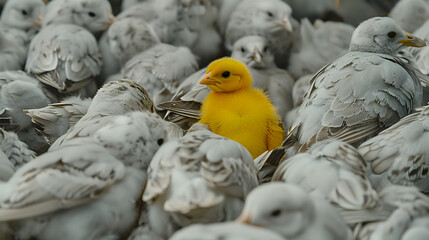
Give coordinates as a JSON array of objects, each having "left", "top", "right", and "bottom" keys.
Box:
[{"left": 199, "top": 58, "right": 285, "bottom": 158}]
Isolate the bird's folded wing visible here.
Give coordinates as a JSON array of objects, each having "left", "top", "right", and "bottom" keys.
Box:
[
  {"left": 164, "top": 178, "right": 224, "bottom": 214},
  {"left": 253, "top": 150, "right": 279, "bottom": 184},
  {"left": 275, "top": 140, "right": 379, "bottom": 211},
  {"left": 358, "top": 107, "right": 429, "bottom": 189},
  {"left": 143, "top": 140, "right": 178, "bottom": 203},
  {"left": 340, "top": 207, "right": 392, "bottom": 224},
  {"left": 26, "top": 25, "right": 102, "bottom": 91},
  {"left": 123, "top": 44, "right": 198, "bottom": 95},
  {"left": 0, "top": 128, "right": 35, "bottom": 168},
  {"left": 0, "top": 141, "right": 125, "bottom": 221},
  {"left": 24, "top": 97, "right": 91, "bottom": 141},
  {"left": 201, "top": 155, "right": 258, "bottom": 199},
  {"left": 122, "top": 51, "right": 163, "bottom": 94},
  {"left": 315, "top": 142, "right": 379, "bottom": 210},
  {"left": 34, "top": 70, "right": 66, "bottom": 91},
  {"left": 297, "top": 53, "right": 422, "bottom": 146},
  {"left": 50, "top": 113, "right": 111, "bottom": 148},
  {"left": 299, "top": 118, "right": 380, "bottom": 152},
  {"left": 158, "top": 101, "right": 201, "bottom": 119},
  {"left": 151, "top": 46, "right": 199, "bottom": 93},
  {"left": 170, "top": 68, "right": 207, "bottom": 102},
  {"left": 199, "top": 136, "right": 258, "bottom": 198}
]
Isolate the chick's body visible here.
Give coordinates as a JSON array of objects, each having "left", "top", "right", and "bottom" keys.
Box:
[{"left": 199, "top": 58, "right": 284, "bottom": 158}]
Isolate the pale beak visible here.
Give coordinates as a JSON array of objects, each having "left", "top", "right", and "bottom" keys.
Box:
[
  {"left": 102, "top": 13, "right": 117, "bottom": 27},
  {"left": 334, "top": 0, "right": 341, "bottom": 8},
  {"left": 236, "top": 211, "right": 253, "bottom": 224},
  {"left": 397, "top": 31, "right": 427, "bottom": 48},
  {"left": 199, "top": 72, "right": 219, "bottom": 86},
  {"left": 251, "top": 47, "right": 263, "bottom": 64},
  {"left": 32, "top": 14, "right": 43, "bottom": 27},
  {"left": 276, "top": 15, "right": 293, "bottom": 32}
]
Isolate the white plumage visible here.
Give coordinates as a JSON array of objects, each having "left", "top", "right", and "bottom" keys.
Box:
[
  {"left": 291, "top": 17, "right": 424, "bottom": 147},
  {"left": 25, "top": 96, "right": 92, "bottom": 144},
  {"left": 143, "top": 124, "right": 258, "bottom": 238},
  {"left": 26, "top": 24, "right": 102, "bottom": 94},
  {"left": 225, "top": 0, "right": 297, "bottom": 68},
  {"left": 237, "top": 182, "right": 353, "bottom": 240},
  {"left": 273, "top": 139, "right": 379, "bottom": 215},
  {"left": 51, "top": 79, "right": 154, "bottom": 148},
  {"left": 358, "top": 104, "right": 429, "bottom": 192},
  {"left": 42, "top": 0, "right": 115, "bottom": 34},
  {"left": 0, "top": 110, "right": 170, "bottom": 240}
]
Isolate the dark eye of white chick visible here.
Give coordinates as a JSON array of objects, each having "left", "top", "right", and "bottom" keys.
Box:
[
  {"left": 270, "top": 209, "right": 282, "bottom": 217},
  {"left": 266, "top": 11, "right": 274, "bottom": 17},
  {"left": 387, "top": 31, "right": 396, "bottom": 39},
  {"left": 241, "top": 47, "right": 246, "bottom": 53},
  {"left": 88, "top": 11, "right": 96, "bottom": 17},
  {"left": 263, "top": 46, "right": 269, "bottom": 52}
]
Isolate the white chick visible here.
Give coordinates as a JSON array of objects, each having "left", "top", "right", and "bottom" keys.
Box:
[
  {"left": 107, "top": 17, "right": 160, "bottom": 65},
  {"left": 42, "top": 0, "right": 115, "bottom": 34},
  {"left": 142, "top": 125, "right": 259, "bottom": 238},
  {"left": 225, "top": 0, "right": 297, "bottom": 68},
  {"left": 0, "top": 0, "right": 45, "bottom": 32},
  {"left": 26, "top": 24, "right": 102, "bottom": 96},
  {"left": 273, "top": 139, "right": 380, "bottom": 223},
  {"left": 50, "top": 79, "right": 155, "bottom": 148},
  {"left": 0, "top": 110, "right": 169, "bottom": 240},
  {"left": 24, "top": 96, "right": 92, "bottom": 144},
  {"left": 358, "top": 104, "right": 429, "bottom": 192},
  {"left": 0, "top": 128, "right": 35, "bottom": 171},
  {"left": 237, "top": 182, "right": 353, "bottom": 240},
  {"left": 121, "top": 43, "right": 198, "bottom": 107},
  {"left": 289, "top": 17, "right": 425, "bottom": 147},
  {"left": 355, "top": 185, "right": 429, "bottom": 240}
]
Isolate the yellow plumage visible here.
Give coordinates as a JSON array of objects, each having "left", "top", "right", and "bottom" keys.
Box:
[{"left": 199, "top": 58, "right": 284, "bottom": 158}]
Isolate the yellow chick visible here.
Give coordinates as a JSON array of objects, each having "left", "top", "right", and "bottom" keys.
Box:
[{"left": 199, "top": 58, "right": 285, "bottom": 158}]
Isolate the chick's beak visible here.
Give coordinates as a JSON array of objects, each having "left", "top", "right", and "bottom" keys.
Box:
[
  {"left": 251, "top": 47, "right": 263, "bottom": 64},
  {"left": 102, "top": 13, "right": 117, "bottom": 27},
  {"left": 276, "top": 15, "right": 293, "bottom": 32},
  {"left": 236, "top": 211, "right": 252, "bottom": 224},
  {"left": 397, "top": 31, "right": 427, "bottom": 48},
  {"left": 32, "top": 14, "right": 43, "bottom": 27},
  {"left": 199, "top": 72, "right": 219, "bottom": 86}
]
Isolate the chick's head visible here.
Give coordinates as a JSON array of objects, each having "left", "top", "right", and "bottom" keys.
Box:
[
  {"left": 199, "top": 58, "right": 252, "bottom": 93},
  {"left": 349, "top": 17, "right": 426, "bottom": 54}
]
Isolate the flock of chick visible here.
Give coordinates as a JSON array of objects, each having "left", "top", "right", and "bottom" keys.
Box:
[{"left": 1, "top": 0, "right": 429, "bottom": 239}]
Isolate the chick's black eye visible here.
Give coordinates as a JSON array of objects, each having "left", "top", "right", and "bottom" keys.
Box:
[
  {"left": 387, "top": 31, "right": 396, "bottom": 39},
  {"left": 267, "top": 11, "right": 274, "bottom": 17},
  {"left": 271, "top": 209, "right": 282, "bottom": 217},
  {"left": 157, "top": 138, "right": 164, "bottom": 145},
  {"left": 222, "top": 71, "right": 230, "bottom": 78},
  {"left": 21, "top": 9, "right": 28, "bottom": 16},
  {"left": 241, "top": 47, "right": 246, "bottom": 53},
  {"left": 263, "top": 46, "right": 268, "bottom": 52},
  {"left": 88, "top": 11, "right": 96, "bottom": 17}
]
